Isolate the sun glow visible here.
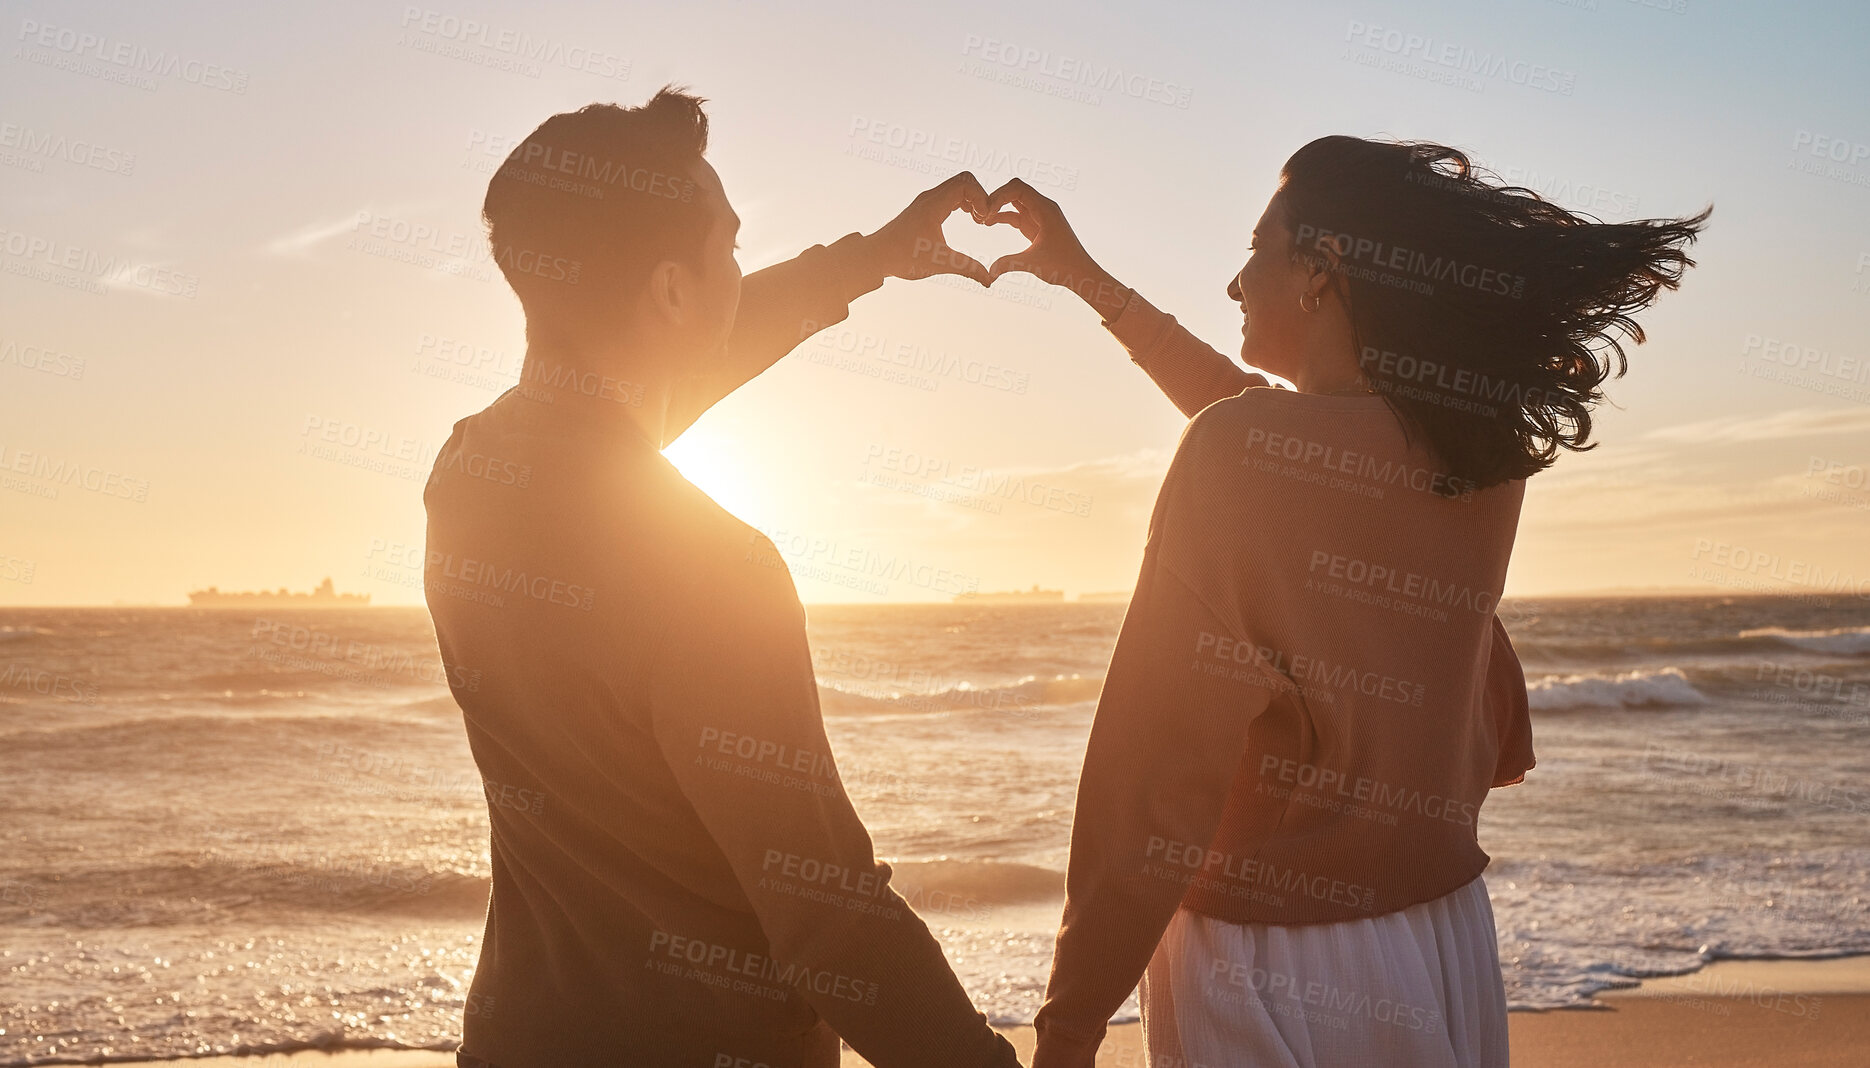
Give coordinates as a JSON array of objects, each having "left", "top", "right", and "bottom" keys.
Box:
[{"left": 662, "top": 430, "right": 769, "bottom": 519}]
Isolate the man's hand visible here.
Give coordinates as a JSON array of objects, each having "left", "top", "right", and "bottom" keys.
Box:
[
  {"left": 984, "top": 179, "right": 1130, "bottom": 320},
  {"left": 861, "top": 171, "right": 994, "bottom": 285}
]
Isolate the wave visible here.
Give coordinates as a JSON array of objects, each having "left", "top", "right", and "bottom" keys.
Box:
[
  {"left": 0, "top": 711, "right": 435, "bottom": 754},
  {"left": 1517, "top": 625, "right": 1870, "bottom": 668},
  {"left": 888, "top": 859, "right": 1064, "bottom": 907},
  {"left": 1739, "top": 625, "right": 1870, "bottom": 657},
  {"left": 1, "top": 860, "right": 489, "bottom": 929},
  {"left": 0, "top": 1035, "right": 464, "bottom": 1064},
  {"left": 1527, "top": 667, "right": 1711, "bottom": 711},
  {"left": 817, "top": 673, "right": 1104, "bottom": 717}
]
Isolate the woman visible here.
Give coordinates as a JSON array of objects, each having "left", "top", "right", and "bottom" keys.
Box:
[{"left": 983, "top": 138, "right": 1708, "bottom": 1067}]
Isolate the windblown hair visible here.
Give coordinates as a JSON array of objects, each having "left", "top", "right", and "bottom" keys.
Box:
[
  {"left": 1277, "top": 135, "right": 1709, "bottom": 490},
  {"left": 482, "top": 87, "right": 711, "bottom": 319}
]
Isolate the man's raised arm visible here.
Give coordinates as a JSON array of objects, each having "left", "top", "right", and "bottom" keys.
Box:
[{"left": 663, "top": 172, "right": 995, "bottom": 443}]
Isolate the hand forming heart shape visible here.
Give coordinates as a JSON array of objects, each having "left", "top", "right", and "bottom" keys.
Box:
[
  {"left": 868, "top": 172, "right": 1065, "bottom": 288},
  {"left": 939, "top": 210, "right": 1034, "bottom": 279}
]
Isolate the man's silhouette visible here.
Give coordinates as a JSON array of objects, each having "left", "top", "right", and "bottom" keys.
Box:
[{"left": 424, "top": 89, "right": 1019, "bottom": 1068}]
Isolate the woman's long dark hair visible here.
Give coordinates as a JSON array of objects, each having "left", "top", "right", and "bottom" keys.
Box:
[{"left": 1278, "top": 135, "right": 1709, "bottom": 490}]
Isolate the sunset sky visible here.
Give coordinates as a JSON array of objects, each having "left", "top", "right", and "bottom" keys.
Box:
[{"left": 4, "top": 0, "right": 1867, "bottom": 605}]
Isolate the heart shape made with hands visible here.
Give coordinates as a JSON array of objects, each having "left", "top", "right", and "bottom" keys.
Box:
[{"left": 940, "top": 209, "right": 1033, "bottom": 279}]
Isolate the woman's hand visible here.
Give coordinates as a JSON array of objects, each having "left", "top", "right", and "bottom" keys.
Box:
[{"left": 984, "top": 178, "right": 1130, "bottom": 320}]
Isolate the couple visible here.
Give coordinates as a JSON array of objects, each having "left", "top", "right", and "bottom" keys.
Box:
[{"left": 423, "top": 88, "right": 1706, "bottom": 1068}]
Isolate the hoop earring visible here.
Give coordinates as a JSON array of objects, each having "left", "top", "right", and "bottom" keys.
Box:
[{"left": 1299, "top": 292, "right": 1321, "bottom": 313}]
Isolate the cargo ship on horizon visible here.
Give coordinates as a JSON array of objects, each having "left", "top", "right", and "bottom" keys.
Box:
[
  {"left": 953, "top": 585, "right": 1066, "bottom": 604},
  {"left": 187, "top": 576, "right": 370, "bottom": 607}
]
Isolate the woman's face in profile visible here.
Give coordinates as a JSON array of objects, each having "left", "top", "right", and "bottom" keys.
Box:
[{"left": 1227, "top": 193, "right": 1310, "bottom": 383}]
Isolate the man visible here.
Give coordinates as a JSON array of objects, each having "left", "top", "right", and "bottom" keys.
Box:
[{"left": 423, "top": 88, "right": 1020, "bottom": 1068}]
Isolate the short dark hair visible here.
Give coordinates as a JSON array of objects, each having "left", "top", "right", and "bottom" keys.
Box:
[
  {"left": 482, "top": 87, "right": 711, "bottom": 318},
  {"left": 1278, "top": 135, "right": 1709, "bottom": 490}
]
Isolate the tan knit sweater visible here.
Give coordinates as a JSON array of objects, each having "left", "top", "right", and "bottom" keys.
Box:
[{"left": 1033, "top": 292, "right": 1535, "bottom": 1064}]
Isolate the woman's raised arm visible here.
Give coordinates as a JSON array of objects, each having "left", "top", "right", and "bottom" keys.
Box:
[{"left": 983, "top": 179, "right": 1267, "bottom": 418}]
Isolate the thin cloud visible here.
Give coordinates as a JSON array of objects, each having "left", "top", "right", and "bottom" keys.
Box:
[
  {"left": 1644, "top": 406, "right": 1870, "bottom": 445},
  {"left": 263, "top": 203, "right": 432, "bottom": 258}
]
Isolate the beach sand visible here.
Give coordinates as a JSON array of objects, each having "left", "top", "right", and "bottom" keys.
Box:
[{"left": 103, "top": 957, "right": 1869, "bottom": 1068}]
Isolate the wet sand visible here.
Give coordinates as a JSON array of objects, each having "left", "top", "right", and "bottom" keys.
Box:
[{"left": 105, "top": 957, "right": 1870, "bottom": 1068}]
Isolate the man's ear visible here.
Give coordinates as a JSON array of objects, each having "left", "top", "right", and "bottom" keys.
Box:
[{"left": 643, "top": 259, "right": 686, "bottom": 327}]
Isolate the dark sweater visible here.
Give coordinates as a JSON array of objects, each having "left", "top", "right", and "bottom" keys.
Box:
[{"left": 424, "top": 238, "right": 1019, "bottom": 1068}]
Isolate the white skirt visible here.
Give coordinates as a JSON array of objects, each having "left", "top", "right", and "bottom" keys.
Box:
[{"left": 1140, "top": 875, "right": 1509, "bottom": 1068}]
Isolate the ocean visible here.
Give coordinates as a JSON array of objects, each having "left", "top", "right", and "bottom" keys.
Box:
[{"left": 2, "top": 597, "right": 1867, "bottom": 1063}]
